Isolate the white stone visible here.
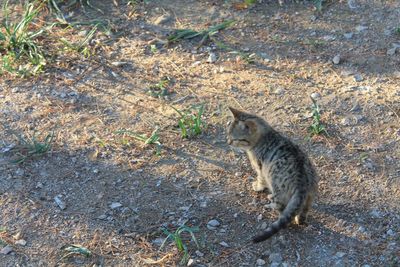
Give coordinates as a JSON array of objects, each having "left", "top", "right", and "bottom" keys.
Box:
[
  {"left": 256, "top": 259, "right": 266, "bottom": 266},
  {"left": 332, "top": 55, "right": 341, "bottom": 64},
  {"left": 0, "top": 245, "right": 13, "bottom": 254},
  {"left": 15, "top": 239, "right": 27, "bottom": 246},
  {"left": 110, "top": 202, "right": 122, "bottom": 209},
  {"left": 187, "top": 259, "right": 194, "bottom": 266},
  {"left": 54, "top": 196, "right": 66, "bottom": 210},
  {"left": 219, "top": 241, "right": 229, "bottom": 247},
  {"left": 335, "top": 251, "right": 346, "bottom": 258}
]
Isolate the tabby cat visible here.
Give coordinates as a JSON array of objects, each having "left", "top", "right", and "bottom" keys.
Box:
[{"left": 226, "top": 107, "right": 318, "bottom": 243}]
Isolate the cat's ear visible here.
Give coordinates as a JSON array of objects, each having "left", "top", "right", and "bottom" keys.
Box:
[
  {"left": 228, "top": 106, "right": 242, "bottom": 118},
  {"left": 244, "top": 120, "right": 257, "bottom": 133}
]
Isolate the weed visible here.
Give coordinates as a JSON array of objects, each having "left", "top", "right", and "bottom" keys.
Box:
[
  {"left": 10, "top": 131, "right": 54, "bottom": 163},
  {"left": 396, "top": 27, "right": 400, "bottom": 35},
  {"left": 160, "top": 224, "right": 200, "bottom": 265},
  {"left": 244, "top": 0, "right": 257, "bottom": 4},
  {"left": 167, "top": 20, "right": 235, "bottom": 47},
  {"left": 359, "top": 152, "right": 369, "bottom": 162},
  {"left": 59, "top": 244, "right": 91, "bottom": 262},
  {"left": 148, "top": 77, "right": 171, "bottom": 98},
  {"left": 60, "top": 25, "right": 98, "bottom": 57},
  {"left": 213, "top": 39, "right": 255, "bottom": 64},
  {"left": 313, "top": 0, "right": 324, "bottom": 12},
  {"left": 115, "top": 128, "right": 162, "bottom": 155},
  {"left": 171, "top": 104, "right": 206, "bottom": 139},
  {"left": 308, "top": 97, "right": 327, "bottom": 137},
  {"left": 0, "top": 0, "right": 49, "bottom": 75},
  {"left": 150, "top": 44, "right": 158, "bottom": 54},
  {"left": 304, "top": 38, "right": 326, "bottom": 48}
]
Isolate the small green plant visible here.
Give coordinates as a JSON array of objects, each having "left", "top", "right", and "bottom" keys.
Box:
[
  {"left": 59, "top": 244, "right": 92, "bottom": 262},
  {"left": 10, "top": 131, "right": 54, "bottom": 163},
  {"left": 160, "top": 224, "right": 200, "bottom": 265},
  {"left": 213, "top": 39, "right": 255, "bottom": 64},
  {"left": 150, "top": 44, "right": 158, "bottom": 54},
  {"left": 244, "top": 0, "right": 257, "bottom": 5},
  {"left": 148, "top": 77, "right": 171, "bottom": 98},
  {"left": 172, "top": 104, "right": 206, "bottom": 139},
  {"left": 115, "top": 128, "right": 162, "bottom": 155},
  {"left": 167, "top": 20, "right": 235, "bottom": 47},
  {"left": 313, "top": 0, "right": 323, "bottom": 12},
  {"left": 395, "top": 27, "right": 400, "bottom": 35},
  {"left": 304, "top": 38, "right": 326, "bottom": 48},
  {"left": 0, "top": 0, "right": 48, "bottom": 75},
  {"left": 60, "top": 25, "right": 98, "bottom": 57},
  {"left": 308, "top": 97, "right": 327, "bottom": 137}
]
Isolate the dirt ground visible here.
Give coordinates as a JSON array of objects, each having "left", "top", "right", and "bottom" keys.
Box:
[{"left": 0, "top": 0, "right": 399, "bottom": 266}]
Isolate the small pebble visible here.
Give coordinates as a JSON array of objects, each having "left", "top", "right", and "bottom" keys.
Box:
[
  {"left": 274, "top": 87, "right": 285, "bottom": 95},
  {"left": 15, "top": 239, "right": 27, "bottom": 246},
  {"left": 195, "top": 250, "right": 204, "bottom": 257},
  {"left": 358, "top": 226, "right": 366, "bottom": 233},
  {"left": 356, "top": 25, "right": 368, "bottom": 32},
  {"left": 54, "top": 196, "right": 66, "bottom": 210},
  {"left": 97, "top": 214, "right": 107, "bottom": 220},
  {"left": 187, "top": 259, "right": 194, "bottom": 266},
  {"left": 110, "top": 202, "right": 123, "bottom": 209},
  {"left": 310, "top": 92, "right": 321, "bottom": 99},
  {"left": 335, "top": 252, "right": 346, "bottom": 258},
  {"left": 256, "top": 259, "right": 266, "bottom": 266},
  {"left": 207, "top": 52, "right": 217, "bottom": 63},
  {"left": 353, "top": 74, "right": 364, "bottom": 82},
  {"left": 344, "top": 32, "right": 354, "bottom": 39},
  {"left": 332, "top": 55, "right": 341, "bottom": 65},
  {"left": 219, "top": 241, "right": 229, "bottom": 247},
  {"left": 387, "top": 47, "right": 397, "bottom": 56},
  {"left": 387, "top": 229, "right": 395, "bottom": 236},
  {"left": 207, "top": 219, "right": 220, "bottom": 230},
  {"left": 0, "top": 245, "right": 13, "bottom": 255},
  {"left": 370, "top": 210, "right": 381, "bottom": 218}
]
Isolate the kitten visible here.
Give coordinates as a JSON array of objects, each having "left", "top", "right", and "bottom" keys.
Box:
[{"left": 226, "top": 107, "right": 318, "bottom": 243}]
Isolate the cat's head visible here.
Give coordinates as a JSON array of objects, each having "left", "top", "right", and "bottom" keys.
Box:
[{"left": 226, "top": 107, "right": 271, "bottom": 150}]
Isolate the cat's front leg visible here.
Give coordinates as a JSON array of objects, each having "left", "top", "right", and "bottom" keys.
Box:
[{"left": 252, "top": 176, "right": 267, "bottom": 192}]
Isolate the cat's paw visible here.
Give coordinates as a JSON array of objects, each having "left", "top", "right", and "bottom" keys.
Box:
[
  {"left": 295, "top": 215, "right": 308, "bottom": 225},
  {"left": 252, "top": 181, "right": 266, "bottom": 192}
]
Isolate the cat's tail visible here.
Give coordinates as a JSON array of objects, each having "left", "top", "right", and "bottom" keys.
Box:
[{"left": 252, "top": 190, "right": 305, "bottom": 243}]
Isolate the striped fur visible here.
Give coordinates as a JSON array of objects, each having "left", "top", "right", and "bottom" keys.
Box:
[{"left": 227, "top": 107, "right": 318, "bottom": 243}]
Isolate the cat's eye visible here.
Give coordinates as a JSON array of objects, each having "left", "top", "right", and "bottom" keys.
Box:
[{"left": 227, "top": 121, "right": 232, "bottom": 126}]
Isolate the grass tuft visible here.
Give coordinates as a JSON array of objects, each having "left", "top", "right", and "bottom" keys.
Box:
[
  {"left": 308, "top": 97, "right": 327, "bottom": 137},
  {"left": 172, "top": 104, "right": 206, "bottom": 139},
  {"left": 59, "top": 244, "right": 92, "bottom": 263},
  {"left": 60, "top": 25, "right": 98, "bottom": 57},
  {"left": 115, "top": 128, "right": 162, "bottom": 155},
  {"left": 167, "top": 20, "right": 235, "bottom": 47},
  {"left": 148, "top": 77, "right": 172, "bottom": 98},
  {"left": 9, "top": 131, "right": 54, "bottom": 164},
  {"left": 160, "top": 224, "right": 200, "bottom": 265},
  {"left": 0, "top": 0, "right": 50, "bottom": 76}
]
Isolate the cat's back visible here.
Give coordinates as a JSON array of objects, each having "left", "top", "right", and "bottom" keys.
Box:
[{"left": 255, "top": 130, "right": 317, "bottom": 185}]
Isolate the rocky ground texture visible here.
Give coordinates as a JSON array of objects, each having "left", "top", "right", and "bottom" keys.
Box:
[{"left": 0, "top": 0, "right": 399, "bottom": 266}]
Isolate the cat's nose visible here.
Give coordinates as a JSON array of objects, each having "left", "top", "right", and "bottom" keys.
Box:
[{"left": 227, "top": 138, "right": 232, "bottom": 145}]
